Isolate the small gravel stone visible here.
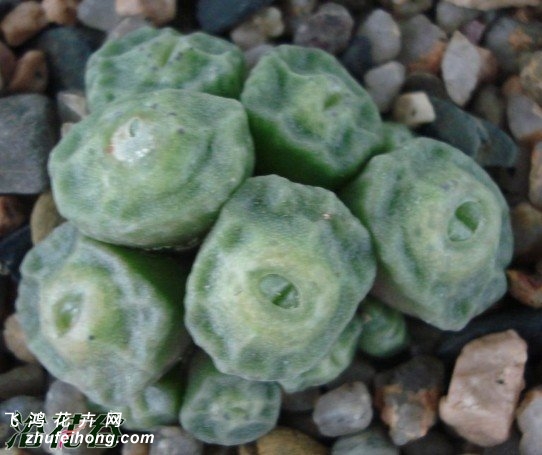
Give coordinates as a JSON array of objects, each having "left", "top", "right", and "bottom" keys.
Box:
[
  {"left": 471, "top": 84, "right": 505, "bottom": 127},
  {"left": 520, "top": 51, "right": 542, "bottom": 107},
  {"left": 56, "top": 90, "right": 87, "bottom": 123},
  {"left": 439, "top": 330, "right": 528, "bottom": 447},
  {"left": 244, "top": 43, "right": 274, "bottom": 70},
  {"left": 507, "top": 92, "right": 542, "bottom": 145},
  {"left": 484, "top": 17, "right": 542, "bottom": 74},
  {"left": 77, "top": 0, "right": 121, "bottom": 32},
  {"left": 402, "top": 430, "right": 455, "bottom": 455},
  {"left": 42, "top": 0, "right": 78, "bottom": 25},
  {"left": 0, "top": 94, "right": 57, "bottom": 194},
  {"left": 393, "top": 91, "right": 436, "bottom": 127},
  {"left": 2, "top": 313, "right": 37, "bottom": 363},
  {"left": 122, "top": 442, "right": 150, "bottom": 455},
  {"left": 293, "top": 2, "right": 354, "bottom": 55},
  {"left": 197, "top": 0, "right": 274, "bottom": 34},
  {"left": 402, "top": 71, "right": 449, "bottom": 99},
  {"left": 7, "top": 50, "right": 48, "bottom": 93},
  {"left": 436, "top": 1, "right": 479, "bottom": 34},
  {"left": 149, "top": 427, "right": 203, "bottom": 455},
  {"left": 447, "top": 0, "right": 538, "bottom": 9},
  {"left": 364, "top": 61, "right": 405, "bottom": 113},
  {"left": 0, "top": 1, "right": 47, "bottom": 47},
  {"left": 327, "top": 355, "right": 376, "bottom": 390},
  {"left": 0, "top": 395, "right": 44, "bottom": 445},
  {"left": 398, "top": 14, "right": 447, "bottom": 74},
  {"left": 115, "top": 0, "right": 176, "bottom": 26},
  {"left": 507, "top": 268, "right": 542, "bottom": 308},
  {"left": 282, "top": 387, "right": 320, "bottom": 413},
  {"left": 0, "top": 364, "right": 46, "bottom": 400},
  {"left": 460, "top": 18, "right": 486, "bottom": 44},
  {"left": 107, "top": 15, "right": 149, "bottom": 41},
  {"left": 340, "top": 35, "right": 373, "bottom": 81},
  {"left": 441, "top": 31, "right": 481, "bottom": 106},
  {"left": 357, "top": 9, "right": 401, "bottom": 65},
  {"left": 374, "top": 355, "right": 444, "bottom": 446},
  {"left": 312, "top": 382, "right": 373, "bottom": 437},
  {"left": 0, "top": 0, "right": 22, "bottom": 19},
  {"left": 0, "top": 225, "right": 32, "bottom": 280},
  {"left": 0, "top": 40, "right": 16, "bottom": 90},
  {"left": 332, "top": 426, "right": 399, "bottom": 455},
  {"left": 381, "top": 0, "right": 432, "bottom": 18},
  {"left": 239, "top": 427, "right": 327, "bottom": 455},
  {"left": 511, "top": 202, "right": 542, "bottom": 261},
  {"left": 283, "top": 0, "right": 317, "bottom": 33},
  {"left": 230, "top": 7, "right": 284, "bottom": 51},
  {"left": 517, "top": 387, "right": 542, "bottom": 455},
  {"left": 529, "top": 142, "right": 542, "bottom": 210},
  {"left": 0, "top": 196, "right": 25, "bottom": 238},
  {"left": 30, "top": 192, "right": 64, "bottom": 244}
]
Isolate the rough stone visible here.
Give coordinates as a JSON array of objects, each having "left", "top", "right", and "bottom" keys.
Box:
[
  {"left": 393, "top": 91, "right": 436, "bottom": 127},
  {"left": 197, "top": 0, "right": 274, "bottom": 34},
  {"left": 115, "top": 0, "right": 176, "bottom": 26},
  {"left": 122, "top": 442, "right": 150, "bottom": 455},
  {"left": 364, "top": 61, "right": 405, "bottom": 113},
  {"left": 332, "top": 426, "right": 399, "bottom": 455},
  {"left": 529, "top": 142, "right": 542, "bottom": 210},
  {"left": 0, "top": 196, "right": 25, "bottom": 238},
  {"left": 447, "top": 0, "right": 539, "bottom": 9},
  {"left": 439, "top": 330, "right": 528, "bottom": 447},
  {"left": 30, "top": 192, "right": 64, "bottom": 245},
  {"left": 148, "top": 427, "right": 203, "bottom": 455},
  {"left": 0, "top": 94, "right": 57, "bottom": 194},
  {"left": 42, "top": 0, "right": 78, "bottom": 25},
  {"left": 0, "top": 1, "right": 47, "bottom": 47},
  {"left": 507, "top": 93, "right": 542, "bottom": 145},
  {"left": 107, "top": 15, "right": 149, "bottom": 41},
  {"left": 520, "top": 51, "right": 542, "bottom": 107},
  {"left": 436, "top": 1, "right": 479, "bottom": 34},
  {"left": 230, "top": 7, "right": 284, "bottom": 51},
  {"left": 2, "top": 313, "right": 37, "bottom": 363},
  {"left": 283, "top": 0, "right": 317, "bottom": 33},
  {"left": 374, "top": 356, "right": 444, "bottom": 446},
  {"left": 239, "top": 427, "right": 327, "bottom": 455},
  {"left": 471, "top": 84, "right": 505, "bottom": 127},
  {"left": 312, "top": 382, "right": 373, "bottom": 437},
  {"left": 517, "top": 387, "right": 542, "bottom": 455},
  {"left": 0, "top": 364, "right": 46, "bottom": 400},
  {"left": 77, "top": 0, "right": 121, "bottom": 32},
  {"left": 56, "top": 90, "right": 87, "bottom": 123},
  {"left": 441, "top": 31, "right": 481, "bottom": 106},
  {"left": 398, "top": 14, "right": 447, "bottom": 74},
  {"left": 293, "top": 2, "right": 354, "bottom": 55},
  {"left": 340, "top": 35, "right": 373, "bottom": 81},
  {"left": 357, "top": 9, "right": 401, "bottom": 65},
  {"left": 8, "top": 50, "right": 48, "bottom": 93}
]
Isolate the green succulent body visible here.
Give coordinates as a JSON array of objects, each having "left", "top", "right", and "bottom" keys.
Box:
[
  {"left": 15, "top": 223, "right": 190, "bottom": 407},
  {"left": 179, "top": 352, "right": 281, "bottom": 446},
  {"left": 49, "top": 89, "right": 254, "bottom": 249},
  {"left": 85, "top": 26, "right": 245, "bottom": 112},
  {"left": 341, "top": 138, "right": 513, "bottom": 331},
  {"left": 241, "top": 45, "right": 382, "bottom": 189},
  {"left": 185, "top": 175, "right": 375, "bottom": 382}
]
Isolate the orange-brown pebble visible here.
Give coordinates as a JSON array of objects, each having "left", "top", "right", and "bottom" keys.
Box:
[
  {"left": 238, "top": 427, "right": 328, "bottom": 455},
  {"left": 115, "top": 0, "right": 176, "bottom": 26},
  {"left": 507, "top": 269, "right": 542, "bottom": 308},
  {"left": 2, "top": 313, "right": 38, "bottom": 364},
  {"left": 42, "top": 0, "right": 79, "bottom": 25},
  {"left": 0, "top": 195, "right": 25, "bottom": 238},
  {"left": 0, "top": 1, "right": 48, "bottom": 47},
  {"left": 502, "top": 75, "right": 524, "bottom": 97},
  {"left": 8, "top": 50, "right": 48, "bottom": 93}
]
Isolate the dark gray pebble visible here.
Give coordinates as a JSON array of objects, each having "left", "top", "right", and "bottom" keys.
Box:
[
  {"left": 0, "top": 225, "right": 32, "bottom": 281},
  {"left": 77, "top": 0, "right": 121, "bottom": 32},
  {"left": 420, "top": 96, "right": 518, "bottom": 167},
  {"left": 402, "top": 72, "right": 449, "bottom": 100},
  {"left": 340, "top": 35, "right": 373, "bottom": 81},
  {"left": 0, "top": 94, "right": 57, "bottom": 194},
  {"left": 32, "top": 26, "right": 104, "bottom": 92},
  {"left": 0, "top": 364, "right": 47, "bottom": 400},
  {"left": 196, "top": 0, "right": 274, "bottom": 34}
]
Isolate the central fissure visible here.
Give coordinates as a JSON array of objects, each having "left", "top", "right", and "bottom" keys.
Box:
[
  {"left": 447, "top": 200, "right": 482, "bottom": 242},
  {"left": 259, "top": 274, "right": 300, "bottom": 309}
]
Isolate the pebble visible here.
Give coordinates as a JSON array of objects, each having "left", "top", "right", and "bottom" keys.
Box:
[
  {"left": 196, "top": 0, "right": 274, "bottom": 34},
  {"left": 107, "top": 15, "right": 149, "bottom": 41},
  {"left": 42, "top": 0, "right": 78, "bottom": 25},
  {"left": 238, "top": 427, "right": 327, "bottom": 455},
  {"left": 447, "top": 0, "right": 539, "bottom": 9},
  {"left": 439, "top": 330, "right": 528, "bottom": 447},
  {"left": 520, "top": 51, "right": 542, "bottom": 107},
  {"left": 0, "top": 94, "right": 57, "bottom": 194},
  {"left": 471, "top": 84, "right": 505, "bottom": 127},
  {"left": 0, "top": 364, "right": 46, "bottom": 400},
  {"left": 77, "top": 0, "right": 121, "bottom": 32},
  {"left": 460, "top": 18, "right": 487, "bottom": 45},
  {"left": 421, "top": 96, "right": 518, "bottom": 167},
  {"left": 484, "top": 17, "right": 542, "bottom": 74},
  {"left": 516, "top": 387, "right": 542, "bottom": 455},
  {"left": 0, "top": 1, "right": 21, "bottom": 19},
  {"left": 0, "top": 196, "right": 25, "bottom": 238},
  {"left": 293, "top": 2, "right": 354, "bottom": 55},
  {"left": 0, "top": 1, "right": 47, "bottom": 47},
  {"left": 230, "top": 7, "right": 284, "bottom": 51},
  {"left": 0, "top": 395, "right": 44, "bottom": 445},
  {"left": 392, "top": 91, "right": 436, "bottom": 127},
  {"left": 332, "top": 426, "right": 399, "bottom": 455},
  {"left": 402, "top": 430, "right": 455, "bottom": 455},
  {"left": 115, "top": 0, "right": 176, "bottom": 26},
  {"left": 402, "top": 71, "right": 449, "bottom": 99},
  {"left": 282, "top": 0, "right": 317, "bottom": 34},
  {"left": 122, "top": 442, "right": 150, "bottom": 455},
  {"left": 30, "top": 192, "right": 64, "bottom": 245},
  {"left": 0, "top": 225, "right": 32, "bottom": 280},
  {"left": 441, "top": 31, "right": 481, "bottom": 106},
  {"left": 507, "top": 92, "right": 542, "bottom": 145},
  {"left": 281, "top": 387, "right": 320, "bottom": 413},
  {"left": 340, "top": 35, "right": 373, "bottom": 81},
  {"left": 0, "top": 41, "right": 15, "bottom": 91},
  {"left": 530, "top": 142, "right": 542, "bottom": 210},
  {"left": 312, "top": 382, "right": 373, "bottom": 437},
  {"left": 2, "top": 313, "right": 37, "bottom": 363},
  {"left": 398, "top": 14, "right": 447, "bottom": 74},
  {"left": 364, "top": 61, "right": 405, "bottom": 113},
  {"left": 357, "top": 9, "right": 401, "bottom": 66},
  {"left": 436, "top": 1, "right": 479, "bottom": 34},
  {"left": 374, "top": 355, "right": 444, "bottom": 446},
  {"left": 56, "top": 90, "right": 87, "bottom": 123},
  {"left": 148, "top": 427, "right": 203, "bottom": 455},
  {"left": 7, "top": 50, "right": 48, "bottom": 93},
  {"left": 380, "top": 0, "right": 432, "bottom": 18},
  {"left": 244, "top": 43, "right": 274, "bottom": 70}
]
